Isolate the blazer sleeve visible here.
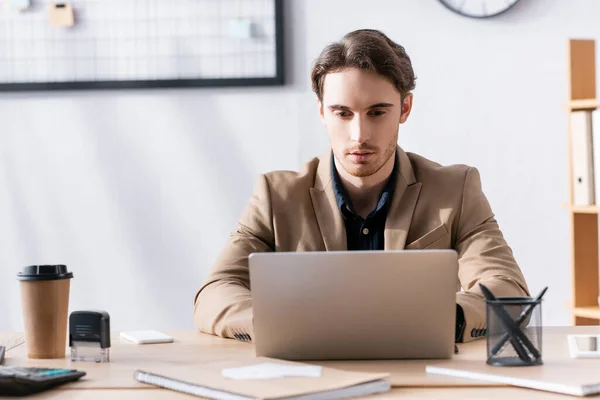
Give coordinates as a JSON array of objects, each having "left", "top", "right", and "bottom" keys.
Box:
[
  {"left": 455, "top": 167, "right": 530, "bottom": 342},
  {"left": 193, "top": 174, "right": 274, "bottom": 340}
]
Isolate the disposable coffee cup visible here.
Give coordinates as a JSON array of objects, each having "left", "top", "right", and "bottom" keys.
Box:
[{"left": 17, "top": 265, "right": 73, "bottom": 359}]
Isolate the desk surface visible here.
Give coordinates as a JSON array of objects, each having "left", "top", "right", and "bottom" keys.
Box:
[
  {"left": 0, "top": 333, "right": 24, "bottom": 351},
  {"left": 28, "top": 387, "right": 585, "bottom": 399},
  {"left": 3, "top": 326, "right": 600, "bottom": 399}
]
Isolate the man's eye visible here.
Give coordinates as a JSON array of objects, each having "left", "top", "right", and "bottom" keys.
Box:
[
  {"left": 369, "top": 110, "right": 386, "bottom": 116},
  {"left": 335, "top": 111, "right": 351, "bottom": 117}
]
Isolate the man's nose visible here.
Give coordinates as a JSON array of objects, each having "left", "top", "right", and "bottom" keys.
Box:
[{"left": 350, "top": 116, "right": 370, "bottom": 143}]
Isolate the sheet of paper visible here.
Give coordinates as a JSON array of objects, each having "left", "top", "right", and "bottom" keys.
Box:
[
  {"left": 277, "top": 364, "right": 323, "bottom": 378},
  {"left": 222, "top": 363, "right": 322, "bottom": 380}
]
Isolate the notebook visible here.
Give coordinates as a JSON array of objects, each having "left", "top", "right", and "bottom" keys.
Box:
[
  {"left": 134, "top": 357, "right": 391, "bottom": 400},
  {"left": 426, "top": 360, "right": 600, "bottom": 397}
]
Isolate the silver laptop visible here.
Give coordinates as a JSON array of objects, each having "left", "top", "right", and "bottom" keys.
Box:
[{"left": 248, "top": 250, "right": 458, "bottom": 360}]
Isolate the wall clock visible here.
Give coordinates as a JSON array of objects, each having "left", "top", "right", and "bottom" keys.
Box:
[{"left": 438, "top": 0, "right": 521, "bottom": 19}]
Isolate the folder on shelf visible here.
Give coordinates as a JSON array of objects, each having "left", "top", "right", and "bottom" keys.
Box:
[
  {"left": 592, "top": 109, "right": 600, "bottom": 205},
  {"left": 570, "top": 111, "right": 595, "bottom": 206}
]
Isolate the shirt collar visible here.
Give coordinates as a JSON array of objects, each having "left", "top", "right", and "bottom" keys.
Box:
[{"left": 330, "top": 152, "right": 399, "bottom": 218}]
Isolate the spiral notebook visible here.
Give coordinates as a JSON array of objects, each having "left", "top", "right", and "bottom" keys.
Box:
[
  {"left": 134, "top": 357, "right": 391, "bottom": 400},
  {"left": 426, "top": 360, "right": 600, "bottom": 397}
]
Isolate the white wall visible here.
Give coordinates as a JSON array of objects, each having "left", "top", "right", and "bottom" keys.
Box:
[{"left": 1, "top": 0, "right": 599, "bottom": 331}]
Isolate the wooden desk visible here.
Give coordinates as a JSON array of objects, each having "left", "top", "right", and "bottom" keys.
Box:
[
  {"left": 0, "top": 333, "right": 24, "bottom": 351},
  {"left": 3, "top": 326, "right": 600, "bottom": 399},
  {"left": 27, "top": 387, "right": 584, "bottom": 399}
]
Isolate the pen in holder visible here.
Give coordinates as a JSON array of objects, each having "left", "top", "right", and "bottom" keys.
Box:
[{"left": 480, "top": 284, "right": 547, "bottom": 367}]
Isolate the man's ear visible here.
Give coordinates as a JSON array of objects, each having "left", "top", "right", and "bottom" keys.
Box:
[
  {"left": 318, "top": 99, "right": 325, "bottom": 123},
  {"left": 399, "top": 93, "right": 413, "bottom": 124}
]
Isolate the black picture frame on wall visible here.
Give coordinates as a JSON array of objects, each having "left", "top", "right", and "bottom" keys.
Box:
[{"left": 0, "top": 0, "right": 284, "bottom": 92}]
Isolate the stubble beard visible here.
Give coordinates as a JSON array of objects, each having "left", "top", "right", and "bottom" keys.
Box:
[{"left": 340, "top": 135, "right": 397, "bottom": 178}]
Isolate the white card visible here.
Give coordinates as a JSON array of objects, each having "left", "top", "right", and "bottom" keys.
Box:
[
  {"left": 222, "top": 363, "right": 322, "bottom": 380},
  {"left": 276, "top": 364, "right": 323, "bottom": 378},
  {"left": 120, "top": 330, "right": 174, "bottom": 344}
]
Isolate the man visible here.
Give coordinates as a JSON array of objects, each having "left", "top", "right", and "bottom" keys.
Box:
[{"left": 194, "top": 29, "right": 529, "bottom": 343}]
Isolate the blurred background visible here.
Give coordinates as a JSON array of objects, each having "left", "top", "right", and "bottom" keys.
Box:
[{"left": 0, "top": 0, "right": 598, "bottom": 331}]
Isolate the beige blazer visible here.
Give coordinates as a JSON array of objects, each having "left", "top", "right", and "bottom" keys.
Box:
[{"left": 194, "top": 147, "right": 529, "bottom": 343}]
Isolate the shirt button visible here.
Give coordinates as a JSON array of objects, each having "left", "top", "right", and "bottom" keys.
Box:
[{"left": 362, "top": 228, "right": 369, "bottom": 235}]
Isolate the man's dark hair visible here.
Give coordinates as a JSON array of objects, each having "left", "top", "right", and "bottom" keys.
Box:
[{"left": 311, "top": 29, "right": 416, "bottom": 101}]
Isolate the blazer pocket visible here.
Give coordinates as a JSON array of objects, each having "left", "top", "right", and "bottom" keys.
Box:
[{"left": 405, "top": 224, "right": 449, "bottom": 250}]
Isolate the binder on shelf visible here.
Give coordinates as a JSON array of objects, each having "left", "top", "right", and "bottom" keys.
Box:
[
  {"left": 592, "top": 109, "right": 600, "bottom": 205},
  {"left": 570, "top": 111, "right": 595, "bottom": 206}
]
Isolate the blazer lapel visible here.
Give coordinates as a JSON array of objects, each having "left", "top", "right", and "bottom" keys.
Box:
[
  {"left": 385, "top": 147, "right": 422, "bottom": 250},
  {"left": 310, "top": 151, "right": 347, "bottom": 251}
]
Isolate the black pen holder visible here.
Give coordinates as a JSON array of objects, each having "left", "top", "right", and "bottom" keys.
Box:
[{"left": 486, "top": 297, "right": 543, "bottom": 367}]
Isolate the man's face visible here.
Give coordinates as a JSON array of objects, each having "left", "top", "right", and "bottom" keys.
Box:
[{"left": 319, "top": 68, "right": 411, "bottom": 178}]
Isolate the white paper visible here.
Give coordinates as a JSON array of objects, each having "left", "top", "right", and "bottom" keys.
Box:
[
  {"left": 276, "top": 364, "right": 323, "bottom": 378},
  {"left": 222, "top": 363, "right": 322, "bottom": 380}
]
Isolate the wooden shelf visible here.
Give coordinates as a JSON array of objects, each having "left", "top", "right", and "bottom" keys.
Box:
[
  {"left": 573, "top": 307, "right": 600, "bottom": 320},
  {"left": 566, "top": 39, "right": 599, "bottom": 327},
  {"left": 563, "top": 99, "right": 600, "bottom": 110},
  {"left": 561, "top": 204, "right": 600, "bottom": 213},
  {"left": 571, "top": 205, "right": 600, "bottom": 214}
]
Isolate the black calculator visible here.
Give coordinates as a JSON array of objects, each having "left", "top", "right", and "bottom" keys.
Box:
[{"left": 0, "top": 366, "right": 86, "bottom": 396}]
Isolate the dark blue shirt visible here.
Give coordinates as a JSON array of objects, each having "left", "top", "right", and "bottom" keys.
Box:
[
  {"left": 331, "top": 154, "right": 398, "bottom": 251},
  {"left": 330, "top": 153, "right": 466, "bottom": 343}
]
